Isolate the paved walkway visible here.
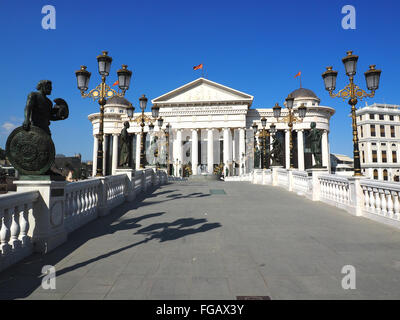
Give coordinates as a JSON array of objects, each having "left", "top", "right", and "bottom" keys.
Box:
[{"left": 1, "top": 181, "right": 400, "bottom": 299}]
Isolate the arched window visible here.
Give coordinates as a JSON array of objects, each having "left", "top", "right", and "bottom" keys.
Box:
[
  {"left": 383, "top": 169, "right": 388, "bottom": 181},
  {"left": 373, "top": 169, "right": 378, "bottom": 180}
]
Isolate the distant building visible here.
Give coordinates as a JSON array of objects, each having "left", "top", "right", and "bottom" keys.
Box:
[
  {"left": 54, "top": 154, "right": 82, "bottom": 180},
  {"left": 330, "top": 154, "right": 354, "bottom": 176},
  {"left": 356, "top": 103, "right": 400, "bottom": 182}
]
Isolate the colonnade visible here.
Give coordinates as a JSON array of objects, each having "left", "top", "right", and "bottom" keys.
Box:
[{"left": 92, "top": 127, "right": 330, "bottom": 177}]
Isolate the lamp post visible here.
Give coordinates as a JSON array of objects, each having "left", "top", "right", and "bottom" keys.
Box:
[
  {"left": 130, "top": 95, "right": 160, "bottom": 169},
  {"left": 252, "top": 122, "right": 259, "bottom": 169},
  {"left": 75, "top": 51, "right": 132, "bottom": 176},
  {"left": 273, "top": 97, "right": 307, "bottom": 169},
  {"left": 322, "top": 51, "right": 381, "bottom": 176},
  {"left": 259, "top": 117, "right": 270, "bottom": 169},
  {"left": 163, "top": 122, "right": 171, "bottom": 175}
]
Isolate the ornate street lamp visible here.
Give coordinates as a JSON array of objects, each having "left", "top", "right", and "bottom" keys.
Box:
[
  {"left": 273, "top": 96, "right": 307, "bottom": 169},
  {"left": 322, "top": 50, "right": 381, "bottom": 176},
  {"left": 258, "top": 117, "right": 270, "bottom": 169},
  {"left": 130, "top": 94, "right": 160, "bottom": 168},
  {"left": 75, "top": 51, "right": 132, "bottom": 176}
]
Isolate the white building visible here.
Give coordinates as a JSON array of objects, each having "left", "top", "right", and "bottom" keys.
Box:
[
  {"left": 89, "top": 78, "right": 335, "bottom": 176},
  {"left": 356, "top": 103, "right": 400, "bottom": 182},
  {"left": 330, "top": 153, "right": 354, "bottom": 176}
]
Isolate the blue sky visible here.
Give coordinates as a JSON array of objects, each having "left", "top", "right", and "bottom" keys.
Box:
[{"left": 1, "top": 0, "right": 399, "bottom": 161}]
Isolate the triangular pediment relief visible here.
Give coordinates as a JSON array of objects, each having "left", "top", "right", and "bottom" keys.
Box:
[{"left": 152, "top": 78, "right": 253, "bottom": 105}]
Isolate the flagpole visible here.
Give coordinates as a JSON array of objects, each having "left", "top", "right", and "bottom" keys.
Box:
[
  {"left": 300, "top": 75, "right": 302, "bottom": 88},
  {"left": 202, "top": 63, "right": 204, "bottom": 78}
]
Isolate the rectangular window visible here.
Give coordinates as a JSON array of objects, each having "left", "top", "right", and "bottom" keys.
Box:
[
  {"left": 362, "top": 151, "right": 365, "bottom": 163},
  {"left": 380, "top": 125, "right": 385, "bottom": 137},
  {"left": 372, "top": 150, "right": 377, "bottom": 163},
  {"left": 382, "top": 150, "right": 387, "bottom": 163},
  {"left": 379, "top": 114, "right": 384, "bottom": 120},
  {"left": 370, "top": 125, "right": 376, "bottom": 137},
  {"left": 360, "top": 126, "right": 363, "bottom": 138},
  {"left": 370, "top": 114, "right": 375, "bottom": 120},
  {"left": 393, "top": 151, "right": 397, "bottom": 163},
  {"left": 390, "top": 115, "right": 394, "bottom": 121},
  {"left": 391, "top": 126, "right": 395, "bottom": 138}
]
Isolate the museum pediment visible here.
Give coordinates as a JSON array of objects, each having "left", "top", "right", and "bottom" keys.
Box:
[{"left": 152, "top": 78, "right": 253, "bottom": 106}]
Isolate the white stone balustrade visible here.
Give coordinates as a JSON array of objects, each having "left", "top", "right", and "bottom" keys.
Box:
[
  {"left": 248, "top": 167, "right": 400, "bottom": 230},
  {"left": 360, "top": 180, "right": 400, "bottom": 226},
  {"left": 0, "top": 191, "right": 39, "bottom": 271},
  {"left": 0, "top": 168, "right": 167, "bottom": 272},
  {"left": 292, "top": 171, "right": 311, "bottom": 196}
]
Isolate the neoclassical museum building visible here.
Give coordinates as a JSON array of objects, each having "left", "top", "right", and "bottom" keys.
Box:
[{"left": 88, "top": 78, "right": 335, "bottom": 177}]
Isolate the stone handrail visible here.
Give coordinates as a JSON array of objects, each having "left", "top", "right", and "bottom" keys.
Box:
[
  {"left": 360, "top": 179, "right": 400, "bottom": 222},
  {"left": 0, "top": 191, "right": 39, "bottom": 271},
  {"left": 318, "top": 174, "right": 351, "bottom": 208},
  {"left": 277, "top": 168, "right": 289, "bottom": 188},
  {"left": 292, "top": 171, "right": 311, "bottom": 195},
  {"left": 0, "top": 168, "right": 167, "bottom": 272},
  {"left": 249, "top": 168, "right": 400, "bottom": 229},
  {"left": 64, "top": 179, "right": 102, "bottom": 233}
]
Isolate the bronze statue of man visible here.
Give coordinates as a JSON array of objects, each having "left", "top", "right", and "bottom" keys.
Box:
[
  {"left": 23, "top": 80, "right": 68, "bottom": 135},
  {"left": 269, "top": 136, "right": 283, "bottom": 166},
  {"left": 6, "top": 80, "right": 68, "bottom": 177},
  {"left": 307, "top": 122, "right": 323, "bottom": 167},
  {"left": 119, "top": 121, "right": 132, "bottom": 167}
]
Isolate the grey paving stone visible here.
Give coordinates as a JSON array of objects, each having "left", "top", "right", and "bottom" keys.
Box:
[{"left": 2, "top": 180, "right": 399, "bottom": 300}]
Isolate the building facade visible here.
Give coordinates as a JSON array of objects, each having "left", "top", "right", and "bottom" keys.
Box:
[
  {"left": 89, "top": 78, "right": 335, "bottom": 176},
  {"left": 357, "top": 103, "right": 400, "bottom": 182}
]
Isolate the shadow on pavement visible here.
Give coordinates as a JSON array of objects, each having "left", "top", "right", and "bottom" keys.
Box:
[{"left": 0, "top": 184, "right": 216, "bottom": 299}]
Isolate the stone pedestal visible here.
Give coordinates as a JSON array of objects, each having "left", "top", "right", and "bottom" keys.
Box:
[
  {"left": 115, "top": 168, "right": 136, "bottom": 202},
  {"left": 306, "top": 167, "right": 329, "bottom": 201},
  {"left": 348, "top": 176, "right": 363, "bottom": 216},
  {"left": 14, "top": 180, "right": 68, "bottom": 254},
  {"left": 271, "top": 166, "right": 283, "bottom": 186}
]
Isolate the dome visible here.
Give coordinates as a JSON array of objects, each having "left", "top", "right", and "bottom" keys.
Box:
[
  {"left": 105, "top": 96, "right": 131, "bottom": 106},
  {"left": 290, "top": 88, "right": 318, "bottom": 99}
]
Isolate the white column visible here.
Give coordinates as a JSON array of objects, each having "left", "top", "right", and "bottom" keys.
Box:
[
  {"left": 103, "top": 134, "right": 107, "bottom": 176},
  {"left": 92, "top": 136, "right": 98, "bottom": 177},
  {"left": 223, "top": 128, "right": 230, "bottom": 172},
  {"left": 322, "top": 130, "right": 329, "bottom": 168},
  {"left": 207, "top": 128, "right": 214, "bottom": 174},
  {"left": 136, "top": 133, "right": 141, "bottom": 170},
  {"left": 192, "top": 129, "right": 198, "bottom": 175},
  {"left": 297, "top": 129, "right": 305, "bottom": 171},
  {"left": 112, "top": 134, "right": 119, "bottom": 175},
  {"left": 285, "top": 129, "right": 290, "bottom": 169},
  {"left": 231, "top": 129, "right": 236, "bottom": 162},
  {"left": 177, "top": 129, "right": 182, "bottom": 176},
  {"left": 239, "top": 128, "right": 245, "bottom": 175}
]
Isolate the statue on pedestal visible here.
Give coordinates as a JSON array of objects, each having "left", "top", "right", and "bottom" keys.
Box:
[
  {"left": 306, "top": 122, "right": 323, "bottom": 168},
  {"left": 118, "top": 121, "right": 132, "bottom": 167},
  {"left": 269, "top": 136, "right": 284, "bottom": 166},
  {"left": 6, "top": 80, "right": 69, "bottom": 179}
]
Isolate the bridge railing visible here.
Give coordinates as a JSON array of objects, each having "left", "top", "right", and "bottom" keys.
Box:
[
  {"left": 249, "top": 167, "right": 400, "bottom": 230},
  {"left": 0, "top": 168, "right": 167, "bottom": 272},
  {"left": 360, "top": 179, "right": 400, "bottom": 223},
  {"left": 0, "top": 190, "right": 39, "bottom": 271}
]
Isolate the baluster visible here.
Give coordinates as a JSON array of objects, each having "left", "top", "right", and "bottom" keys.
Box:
[
  {"left": 380, "top": 189, "right": 387, "bottom": 216},
  {"left": 387, "top": 190, "right": 394, "bottom": 218},
  {"left": 0, "top": 208, "right": 12, "bottom": 255},
  {"left": 10, "top": 205, "right": 21, "bottom": 249},
  {"left": 88, "top": 187, "right": 93, "bottom": 215},
  {"left": 20, "top": 203, "right": 31, "bottom": 247},
  {"left": 393, "top": 191, "right": 400, "bottom": 220},
  {"left": 374, "top": 188, "right": 381, "bottom": 215},
  {"left": 84, "top": 187, "right": 89, "bottom": 215},
  {"left": 369, "top": 188, "right": 375, "bottom": 213},
  {"left": 363, "top": 187, "right": 370, "bottom": 210}
]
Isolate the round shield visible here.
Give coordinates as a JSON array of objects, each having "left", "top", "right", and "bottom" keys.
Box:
[{"left": 5, "top": 126, "right": 55, "bottom": 175}]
